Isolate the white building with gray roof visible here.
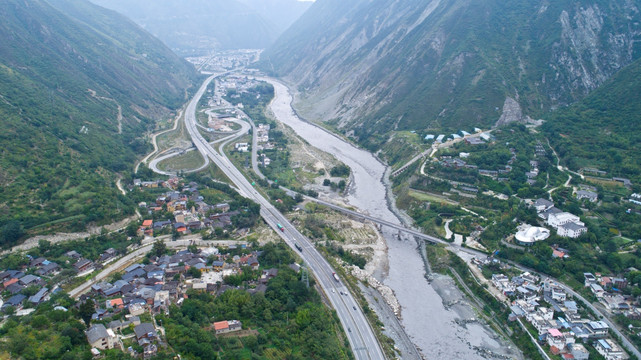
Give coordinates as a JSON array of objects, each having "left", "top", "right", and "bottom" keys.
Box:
[{"left": 86, "top": 324, "right": 116, "bottom": 350}]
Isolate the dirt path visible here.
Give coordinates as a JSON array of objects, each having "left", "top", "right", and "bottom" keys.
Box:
[
  {"left": 87, "top": 89, "right": 122, "bottom": 134},
  {"left": 2, "top": 214, "right": 139, "bottom": 256},
  {"left": 116, "top": 177, "right": 126, "bottom": 196},
  {"left": 444, "top": 219, "right": 453, "bottom": 239}
]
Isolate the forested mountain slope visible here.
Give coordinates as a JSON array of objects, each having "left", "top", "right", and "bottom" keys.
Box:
[
  {"left": 261, "top": 0, "right": 641, "bottom": 150},
  {"left": 543, "top": 58, "right": 641, "bottom": 183},
  {"left": 0, "top": 0, "right": 197, "bottom": 242}
]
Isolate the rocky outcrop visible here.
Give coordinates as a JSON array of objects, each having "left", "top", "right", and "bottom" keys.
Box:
[{"left": 495, "top": 97, "right": 524, "bottom": 127}]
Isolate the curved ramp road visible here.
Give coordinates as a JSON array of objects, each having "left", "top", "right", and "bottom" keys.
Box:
[{"left": 184, "top": 75, "right": 385, "bottom": 360}]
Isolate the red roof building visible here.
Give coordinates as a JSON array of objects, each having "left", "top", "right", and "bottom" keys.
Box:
[
  {"left": 3, "top": 278, "right": 18, "bottom": 288},
  {"left": 214, "top": 321, "right": 228, "bottom": 332}
]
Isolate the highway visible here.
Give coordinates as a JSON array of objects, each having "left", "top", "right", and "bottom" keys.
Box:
[
  {"left": 184, "top": 75, "right": 385, "bottom": 360},
  {"left": 183, "top": 73, "right": 641, "bottom": 359}
]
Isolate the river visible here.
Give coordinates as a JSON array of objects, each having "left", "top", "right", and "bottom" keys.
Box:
[{"left": 262, "top": 77, "right": 520, "bottom": 359}]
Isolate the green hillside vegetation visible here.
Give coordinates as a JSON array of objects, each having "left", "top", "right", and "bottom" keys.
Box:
[
  {"left": 0, "top": 0, "right": 197, "bottom": 244},
  {"left": 543, "top": 58, "right": 641, "bottom": 184},
  {"left": 163, "top": 262, "right": 351, "bottom": 359}
]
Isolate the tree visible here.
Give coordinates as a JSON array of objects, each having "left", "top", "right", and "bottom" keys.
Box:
[
  {"left": 125, "top": 221, "right": 139, "bottom": 237},
  {"left": 152, "top": 240, "right": 168, "bottom": 257},
  {"left": 38, "top": 239, "right": 52, "bottom": 253},
  {"left": 78, "top": 299, "right": 95, "bottom": 326},
  {"left": 1, "top": 221, "right": 24, "bottom": 246},
  {"left": 188, "top": 244, "right": 198, "bottom": 254},
  {"left": 330, "top": 164, "right": 350, "bottom": 177},
  {"left": 187, "top": 267, "right": 202, "bottom": 278}
]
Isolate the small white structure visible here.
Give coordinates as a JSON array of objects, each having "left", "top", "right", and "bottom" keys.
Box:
[
  {"left": 515, "top": 225, "right": 550, "bottom": 245},
  {"left": 235, "top": 143, "right": 249, "bottom": 152}
]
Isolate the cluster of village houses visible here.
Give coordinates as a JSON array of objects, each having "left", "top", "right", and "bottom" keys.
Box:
[
  {"left": 0, "top": 248, "right": 123, "bottom": 314},
  {"left": 484, "top": 265, "right": 631, "bottom": 360},
  {"left": 439, "top": 145, "right": 516, "bottom": 189},
  {"left": 234, "top": 122, "right": 274, "bottom": 167},
  {"left": 0, "top": 232, "right": 290, "bottom": 358},
  {"left": 424, "top": 127, "right": 491, "bottom": 144},
  {"left": 219, "top": 75, "right": 260, "bottom": 96},
  {"left": 436, "top": 133, "right": 548, "bottom": 196},
  {"left": 82, "top": 245, "right": 292, "bottom": 357},
  {"left": 133, "top": 177, "right": 241, "bottom": 237},
  {"left": 514, "top": 196, "right": 595, "bottom": 246},
  {"left": 186, "top": 50, "right": 259, "bottom": 73}
]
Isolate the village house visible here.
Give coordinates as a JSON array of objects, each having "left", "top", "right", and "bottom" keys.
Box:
[
  {"left": 86, "top": 324, "right": 117, "bottom": 350},
  {"left": 568, "top": 343, "right": 590, "bottom": 360},
  {"left": 557, "top": 222, "right": 588, "bottom": 238},
  {"left": 74, "top": 258, "right": 95, "bottom": 275},
  {"left": 213, "top": 320, "right": 242, "bottom": 335},
  {"left": 36, "top": 262, "right": 60, "bottom": 276},
  {"left": 547, "top": 212, "right": 582, "bottom": 228},
  {"left": 595, "top": 338, "right": 625, "bottom": 360},
  {"left": 134, "top": 323, "right": 158, "bottom": 342},
  {"left": 546, "top": 328, "right": 575, "bottom": 351},
  {"left": 492, "top": 274, "right": 515, "bottom": 296},
  {"left": 28, "top": 287, "right": 48, "bottom": 305},
  {"left": 576, "top": 190, "right": 598, "bottom": 202},
  {"left": 585, "top": 321, "right": 610, "bottom": 339},
  {"left": 3, "top": 294, "right": 26, "bottom": 311}
]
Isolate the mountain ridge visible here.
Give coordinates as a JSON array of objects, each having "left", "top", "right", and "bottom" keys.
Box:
[
  {"left": 0, "top": 0, "right": 197, "bottom": 241},
  {"left": 90, "top": 0, "right": 312, "bottom": 55},
  {"left": 261, "top": 0, "right": 641, "bottom": 149}
]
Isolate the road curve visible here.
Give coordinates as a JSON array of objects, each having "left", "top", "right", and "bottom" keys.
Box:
[{"left": 184, "top": 74, "right": 385, "bottom": 360}]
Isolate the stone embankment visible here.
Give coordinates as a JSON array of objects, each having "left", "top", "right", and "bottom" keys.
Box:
[{"left": 349, "top": 264, "right": 401, "bottom": 318}]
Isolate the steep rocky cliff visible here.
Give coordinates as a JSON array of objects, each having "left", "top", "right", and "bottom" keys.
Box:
[{"left": 261, "top": 0, "right": 641, "bottom": 148}]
